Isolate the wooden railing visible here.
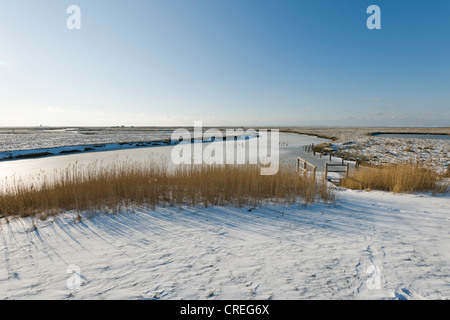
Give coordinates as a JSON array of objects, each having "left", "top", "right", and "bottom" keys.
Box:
[
  {"left": 300, "top": 144, "right": 358, "bottom": 183},
  {"left": 325, "top": 162, "right": 350, "bottom": 180},
  {"left": 296, "top": 157, "right": 317, "bottom": 180}
]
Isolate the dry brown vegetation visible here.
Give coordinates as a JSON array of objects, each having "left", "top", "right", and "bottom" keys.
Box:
[
  {"left": 0, "top": 160, "right": 334, "bottom": 219},
  {"left": 312, "top": 142, "right": 334, "bottom": 154},
  {"left": 341, "top": 162, "right": 448, "bottom": 194}
]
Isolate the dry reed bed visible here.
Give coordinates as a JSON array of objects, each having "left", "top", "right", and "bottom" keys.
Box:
[
  {"left": 341, "top": 162, "right": 448, "bottom": 193},
  {"left": 0, "top": 160, "right": 334, "bottom": 219}
]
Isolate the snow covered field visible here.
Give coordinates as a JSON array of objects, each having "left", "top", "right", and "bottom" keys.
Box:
[
  {"left": 0, "top": 188, "right": 448, "bottom": 300},
  {"left": 0, "top": 130, "right": 448, "bottom": 300},
  {"left": 283, "top": 127, "right": 450, "bottom": 172},
  {"left": 0, "top": 127, "right": 174, "bottom": 153},
  {"left": 334, "top": 136, "right": 449, "bottom": 171},
  {"left": 1, "top": 127, "right": 448, "bottom": 171}
]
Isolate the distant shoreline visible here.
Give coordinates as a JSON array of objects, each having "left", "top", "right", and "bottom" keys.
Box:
[
  {"left": 0, "top": 134, "right": 258, "bottom": 162},
  {"left": 371, "top": 132, "right": 450, "bottom": 136}
]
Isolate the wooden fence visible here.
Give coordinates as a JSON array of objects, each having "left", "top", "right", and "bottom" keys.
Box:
[
  {"left": 325, "top": 162, "right": 350, "bottom": 180},
  {"left": 296, "top": 157, "right": 317, "bottom": 180},
  {"left": 300, "top": 144, "right": 361, "bottom": 183}
]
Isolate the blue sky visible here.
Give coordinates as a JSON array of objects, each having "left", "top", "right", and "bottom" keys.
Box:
[{"left": 0, "top": 0, "right": 449, "bottom": 127}]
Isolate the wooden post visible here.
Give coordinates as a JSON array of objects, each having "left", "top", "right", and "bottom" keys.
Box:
[
  {"left": 329, "top": 153, "right": 331, "bottom": 162},
  {"left": 346, "top": 163, "right": 350, "bottom": 178},
  {"left": 325, "top": 163, "right": 328, "bottom": 180},
  {"left": 342, "top": 158, "right": 344, "bottom": 166},
  {"left": 313, "top": 166, "right": 316, "bottom": 181}
]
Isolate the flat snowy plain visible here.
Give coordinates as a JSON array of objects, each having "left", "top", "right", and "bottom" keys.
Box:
[{"left": 0, "top": 131, "right": 448, "bottom": 300}]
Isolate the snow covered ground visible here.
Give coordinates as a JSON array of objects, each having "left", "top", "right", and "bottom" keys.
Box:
[
  {"left": 334, "top": 136, "right": 449, "bottom": 171},
  {"left": 1, "top": 127, "right": 448, "bottom": 171},
  {"left": 282, "top": 127, "right": 450, "bottom": 172},
  {"left": 0, "top": 127, "right": 254, "bottom": 161},
  {"left": 0, "top": 127, "right": 174, "bottom": 153},
  {"left": 0, "top": 131, "right": 448, "bottom": 300},
  {"left": 0, "top": 188, "right": 448, "bottom": 300}
]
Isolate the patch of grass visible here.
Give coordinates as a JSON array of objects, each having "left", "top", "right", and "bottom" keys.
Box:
[
  {"left": 312, "top": 143, "right": 334, "bottom": 154},
  {"left": 341, "top": 162, "right": 446, "bottom": 193},
  {"left": 0, "top": 160, "right": 334, "bottom": 219}
]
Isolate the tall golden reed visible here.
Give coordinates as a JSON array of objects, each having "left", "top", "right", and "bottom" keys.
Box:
[
  {"left": 0, "top": 160, "right": 334, "bottom": 219},
  {"left": 341, "top": 162, "right": 446, "bottom": 193}
]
